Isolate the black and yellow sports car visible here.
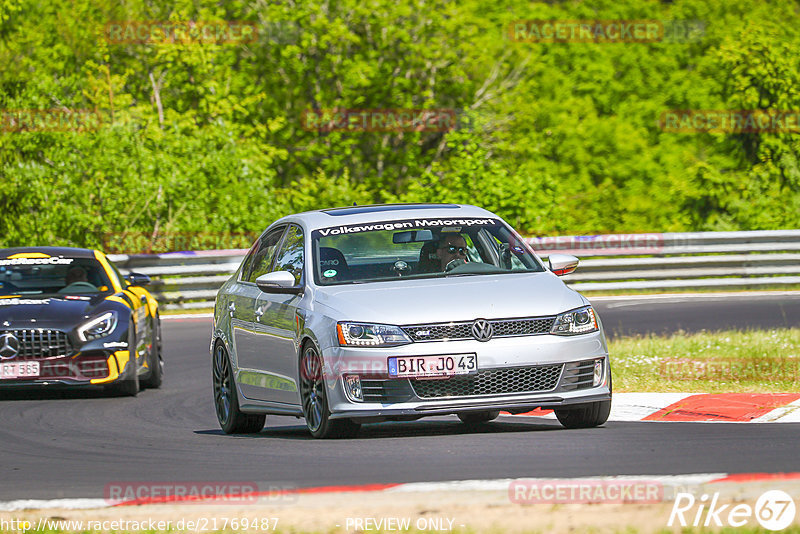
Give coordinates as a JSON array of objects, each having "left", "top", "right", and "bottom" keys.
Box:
[{"left": 0, "top": 247, "right": 163, "bottom": 395}]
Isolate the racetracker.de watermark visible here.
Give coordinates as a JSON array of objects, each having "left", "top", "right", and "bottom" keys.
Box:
[
  {"left": 104, "top": 481, "right": 297, "bottom": 505},
  {"left": 0, "top": 109, "right": 101, "bottom": 132},
  {"left": 301, "top": 108, "right": 463, "bottom": 133},
  {"left": 103, "top": 21, "right": 258, "bottom": 45},
  {"left": 527, "top": 233, "right": 664, "bottom": 255},
  {"left": 659, "top": 110, "right": 800, "bottom": 133},
  {"left": 509, "top": 479, "right": 664, "bottom": 504},
  {"left": 507, "top": 20, "right": 705, "bottom": 43},
  {"left": 660, "top": 357, "right": 800, "bottom": 382},
  {"left": 2, "top": 516, "right": 280, "bottom": 532}
]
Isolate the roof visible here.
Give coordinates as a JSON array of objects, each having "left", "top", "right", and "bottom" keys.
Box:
[
  {"left": 321, "top": 203, "right": 460, "bottom": 216},
  {"left": 0, "top": 246, "right": 98, "bottom": 259},
  {"left": 274, "top": 203, "right": 499, "bottom": 231}
]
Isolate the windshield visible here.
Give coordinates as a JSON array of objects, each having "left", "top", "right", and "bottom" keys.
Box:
[
  {"left": 0, "top": 256, "right": 115, "bottom": 296},
  {"left": 312, "top": 217, "right": 545, "bottom": 285}
]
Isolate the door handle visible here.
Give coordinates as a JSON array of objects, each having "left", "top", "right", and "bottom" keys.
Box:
[
  {"left": 228, "top": 302, "right": 235, "bottom": 316},
  {"left": 255, "top": 307, "right": 264, "bottom": 320}
]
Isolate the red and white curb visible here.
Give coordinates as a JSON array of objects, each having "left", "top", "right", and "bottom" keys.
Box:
[
  {"left": 504, "top": 393, "right": 800, "bottom": 423},
  {"left": 3, "top": 473, "right": 800, "bottom": 511}
]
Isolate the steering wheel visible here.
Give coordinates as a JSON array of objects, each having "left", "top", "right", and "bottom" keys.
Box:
[
  {"left": 58, "top": 281, "right": 98, "bottom": 293},
  {"left": 392, "top": 260, "right": 411, "bottom": 276},
  {"left": 445, "top": 258, "right": 468, "bottom": 272}
]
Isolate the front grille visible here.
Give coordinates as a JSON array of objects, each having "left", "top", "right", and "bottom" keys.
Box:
[
  {"left": 0, "top": 329, "right": 73, "bottom": 359},
  {"left": 402, "top": 316, "right": 556, "bottom": 342},
  {"left": 410, "top": 364, "right": 563, "bottom": 398},
  {"left": 560, "top": 359, "right": 598, "bottom": 391}
]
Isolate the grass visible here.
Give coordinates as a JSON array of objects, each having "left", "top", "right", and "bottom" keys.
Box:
[{"left": 610, "top": 328, "right": 800, "bottom": 393}]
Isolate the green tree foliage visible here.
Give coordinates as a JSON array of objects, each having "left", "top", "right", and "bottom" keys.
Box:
[{"left": 0, "top": 0, "right": 798, "bottom": 250}]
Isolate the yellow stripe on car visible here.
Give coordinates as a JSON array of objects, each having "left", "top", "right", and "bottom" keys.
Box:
[
  {"left": 90, "top": 350, "right": 127, "bottom": 385},
  {"left": 6, "top": 252, "right": 50, "bottom": 259},
  {"left": 94, "top": 250, "right": 124, "bottom": 293},
  {"left": 105, "top": 295, "right": 131, "bottom": 308},
  {"left": 126, "top": 286, "right": 158, "bottom": 319}
]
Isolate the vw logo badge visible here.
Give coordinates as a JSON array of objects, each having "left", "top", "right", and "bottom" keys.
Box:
[
  {"left": 471, "top": 319, "right": 493, "bottom": 342},
  {"left": 0, "top": 333, "right": 20, "bottom": 360}
]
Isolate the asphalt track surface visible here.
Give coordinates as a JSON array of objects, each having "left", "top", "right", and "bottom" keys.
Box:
[{"left": 1, "top": 293, "right": 799, "bottom": 501}]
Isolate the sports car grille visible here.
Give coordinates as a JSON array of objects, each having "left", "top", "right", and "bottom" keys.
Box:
[
  {"left": 0, "top": 329, "right": 73, "bottom": 359},
  {"left": 410, "top": 364, "right": 563, "bottom": 398},
  {"left": 402, "top": 317, "right": 556, "bottom": 342}
]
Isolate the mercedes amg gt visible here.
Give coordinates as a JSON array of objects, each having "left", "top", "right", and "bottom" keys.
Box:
[{"left": 0, "top": 247, "right": 163, "bottom": 395}]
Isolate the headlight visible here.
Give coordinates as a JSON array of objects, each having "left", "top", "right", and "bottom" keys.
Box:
[
  {"left": 77, "top": 311, "right": 118, "bottom": 342},
  {"left": 336, "top": 322, "right": 412, "bottom": 347},
  {"left": 550, "top": 306, "right": 598, "bottom": 336}
]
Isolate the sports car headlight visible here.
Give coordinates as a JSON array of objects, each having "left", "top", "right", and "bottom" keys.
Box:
[
  {"left": 336, "top": 322, "right": 412, "bottom": 347},
  {"left": 550, "top": 306, "right": 598, "bottom": 336},
  {"left": 77, "top": 311, "right": 118, "bottom": 342}
]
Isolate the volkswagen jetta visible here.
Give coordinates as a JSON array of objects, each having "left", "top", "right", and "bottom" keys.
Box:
[{"left": 211, "top": 204, "right": 611, "bottom": 438}]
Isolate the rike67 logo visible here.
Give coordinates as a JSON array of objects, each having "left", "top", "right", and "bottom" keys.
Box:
[{"left": 669, "top": 490, "right": 796, "bottom": 531}]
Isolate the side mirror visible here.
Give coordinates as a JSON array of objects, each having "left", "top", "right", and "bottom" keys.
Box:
[
  {"left": 124, "top": 272, "right": 151, "bottom": 287},
  {"left": 255, "top": 271, "right": 303, "bottom": 294},
  {"left": 548, "top": 254, "right": 579, "bottom": 276}
]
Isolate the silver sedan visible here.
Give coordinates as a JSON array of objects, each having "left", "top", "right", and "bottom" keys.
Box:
[{"left": 211, "top": 204, "right": 611, "bottom": 438}]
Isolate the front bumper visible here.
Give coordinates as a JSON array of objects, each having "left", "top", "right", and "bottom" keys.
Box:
[
  {"left": 0, "top": 349, "right": 133, "bottom": 388},
  {"left": 321, "top": 330, "right": 610, "bottom": 420}
]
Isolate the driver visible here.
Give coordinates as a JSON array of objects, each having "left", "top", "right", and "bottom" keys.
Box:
[
  {"left": 59, "top": 266, "right": 98, "bottom": 293},
  {"left": 436, "top": 233, "right": 469, "bottom": 271},
  {"left": 65, "top": 266, "right": 89, "bottom": 285}
]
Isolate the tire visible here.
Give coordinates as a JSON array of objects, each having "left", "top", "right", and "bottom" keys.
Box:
[
  {"left": 299, "top": 342, "right": 360, "bottom": 439},
  {"left": 106, "top": 321, "right": 139, "bottom": 397},
  {"left": 212, "top": 342, "right": 265, "bottom": 434},
  {"left": 457, "top": 411, "right": 500, "bottom": 424},
  {"left": 554, "top": 400, "right": 611, "bottom": 428},
  {"left": 555, "top": 375, "right": 612, "bottom": 429},
  {"left": 140, "top": 312, "right": 163, "bottom": 389}
]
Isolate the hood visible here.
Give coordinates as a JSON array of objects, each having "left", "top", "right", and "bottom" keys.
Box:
[
  {"left": 313, "top": 272, "right": 587, "bottom": 325},
  {"left": 0, "top": 294, "right": 110, "bottom": 329}
]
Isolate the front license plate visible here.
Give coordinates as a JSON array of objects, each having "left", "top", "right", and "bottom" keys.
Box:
[
  {"left": 0, "top": 361, "right": 40, "bottom": 379},
  {"left": 388, "top": 354, "right": 477, "bottom": 379}
]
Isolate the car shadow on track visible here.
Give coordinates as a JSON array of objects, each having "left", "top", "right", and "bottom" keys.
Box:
[
  {"left": 194, "top": 418, "right": 563, "bottom": 440},
  {"left": 0, "top": 388, "right": 112, "bottom": 401}
]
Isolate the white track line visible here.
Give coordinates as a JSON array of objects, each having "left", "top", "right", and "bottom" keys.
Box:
[
  {"left": 752, "top": 398, "right": 800, "bottom": 423},
  {"left": 502, "top": 393, "right": 696, "bottom": 422},
  {"left": 161, "top": 313, "right": 213, "bottom": 320},
  {"left": 387, "top": 473, "right": 726, "bottom": 493},
  {"left": 0, "top": 499, "right": 107, "bottom": 512},
  {"left": 607, "top": 393, "right": 694, "bottom": 421},
  {"left": 0, "top": 474, "right": 739, "bottom": 510}
]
